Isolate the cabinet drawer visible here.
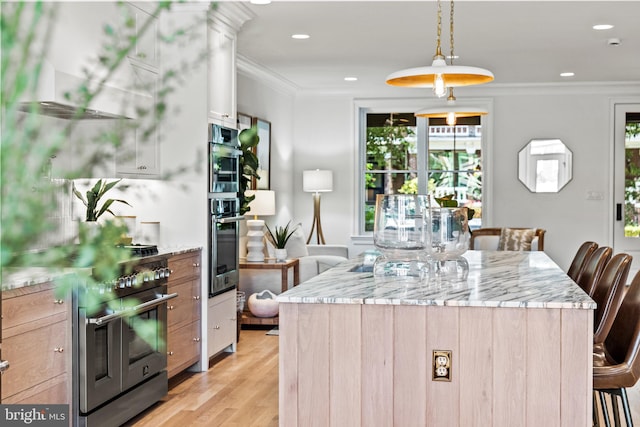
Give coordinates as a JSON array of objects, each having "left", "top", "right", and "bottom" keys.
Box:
[
  {"left": 168, "top": 252, "right": 201, "bottom": 283},
  {"left": 1, "top": 320, "right": 68, "bottom": 400},
  {"left": 2, "top": 374, "right": 69, "bottom": 405},
  {"left": 167, "top": 279, "right": 201, "bottom": 330},
  {"left": 167, "top": 321, "right": 200, "bottom": 378},
  {"left": 3, "top": 285, "right": 67, "bottom": 332}
]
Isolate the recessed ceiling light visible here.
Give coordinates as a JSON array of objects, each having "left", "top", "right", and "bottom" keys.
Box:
[
  {"left": 560, "top": 72, "right": 575, "bottom": 77},
  {"left": 344, "top": 77, "right": 358, "bottom": 82},
  {"left": 593, "top": 24, "right": 614, "bottom": 30},
  {"left": 291, "top": 34, "right": 310, "bottom": 40}
]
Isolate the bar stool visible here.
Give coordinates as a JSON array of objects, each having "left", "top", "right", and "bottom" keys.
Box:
[
  {"left": 593, "top": 268, "right": 640, "bottom": 427},
  {"left": 567, "top": 241, "right": 598, "bottom": 282},
  {"left": 592, "top": 253, "right": 632, "bottom": 345},
  {"left": 576, "top": 246, "right": 612, "bottom": 296}
]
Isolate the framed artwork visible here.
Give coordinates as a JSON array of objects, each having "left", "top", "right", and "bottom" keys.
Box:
[
  {"left": 253, "top": 117, "right": 271, "bottom": 190},
  {"left": 237, "top": 112, "right": 253, "bottom": 131}
]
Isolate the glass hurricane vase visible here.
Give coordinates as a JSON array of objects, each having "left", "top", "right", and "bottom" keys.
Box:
[
  {"left": 372, "top": 194, "right": 429, "bottom": 278},
  {"left": 425, "top": 206, "right": 470, "bottom": 278}
]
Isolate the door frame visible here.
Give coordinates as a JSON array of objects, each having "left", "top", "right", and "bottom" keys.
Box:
[{"left": 610, "top": 98, "right": 640, "bottom": 281}]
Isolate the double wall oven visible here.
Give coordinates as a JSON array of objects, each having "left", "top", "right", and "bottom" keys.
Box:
[
  {"left": 209, "top": 124, "right": 242, "bottom": 297},
  {"left": 73, "top": 251, "right": 177, "bottom": 427}
]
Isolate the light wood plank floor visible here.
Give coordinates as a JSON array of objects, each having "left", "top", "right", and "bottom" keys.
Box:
[
  {"left": 127, "top": 328, "right": 640, "bottom": 427},
  {"left": 126, "top": 329, "right": 279, "bottom": 427}
]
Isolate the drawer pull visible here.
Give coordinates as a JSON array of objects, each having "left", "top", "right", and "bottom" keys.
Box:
[
  {"left": 54, "top": 347, "right": 64, "bottom": 353},
  {"left": 214, "top": 325, "right": 220, "bottom": 330},
  {"left": 193, "top": 337, "right": 201, "bottom": 342},
  {"left": 168, "top": 305, "right": 175, "bottom": 310},
  {"left": 168, "top": 351, "right": 174, "bottom": 356},
  {"left": 53, "top": 299, "right": 64, "bottom": 304},
  {"left": 192, "top": 263, "right": 200, "bottom": 267},
  {"left": 193, "top": 296, "right": 200, "bottom": 300}
]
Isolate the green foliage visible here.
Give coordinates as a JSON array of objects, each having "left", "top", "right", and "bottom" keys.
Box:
[
  {"left": 239, "top": 126, "right": 260, "bottom": 215},
  {"left": 265, "top": 221, "right": 296, "bottom": 249},
  {"left": 398, "top": 177, "right": 418, "bottom": 194},
  {"left": 73, "top": 179, "right": 131, "bottom": 222}
]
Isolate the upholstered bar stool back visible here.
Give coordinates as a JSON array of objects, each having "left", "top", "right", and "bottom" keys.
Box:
[
  {"left": 567, "top": 241, "right": 598, "bottom": 282},
  {"left": 592, "top": 253, "right": 632, "bottom": 345},
  {"left": 593, "top": 269, "right": 640, "bottom": 427},
  {"left": 576, "top": 246, "right": 612, "bottom": 296}
]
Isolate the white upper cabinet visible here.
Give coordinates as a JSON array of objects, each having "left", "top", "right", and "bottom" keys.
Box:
[
  {"left": 207, "top": 21, "right": 237, "bottom": 129},
  {"left": 127, "top": 3, "right": 159, "bottom": 69},
  {"left": 116, "top": 64, "right": 160, "bottom": 178},
  {"left": 207, "top": 3, "right": 254, "bottom": 129}
]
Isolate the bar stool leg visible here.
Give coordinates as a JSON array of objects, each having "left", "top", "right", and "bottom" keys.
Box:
[
  {"left": 619, "top": 388, "right": 634, "bottom": 427},
  {"left": 610, "top": 392, "right": 621, "bottom": 427},
  {"left": 600, "top": 391, "right": 612, "bottom": 427}
]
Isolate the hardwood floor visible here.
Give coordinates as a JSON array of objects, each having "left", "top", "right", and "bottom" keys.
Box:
[
  {"left": 127, "top": 327, "right": 640, "bottom": 427},
  {"left": 126, "top": 328, "right": 279, "bottom": 427}
]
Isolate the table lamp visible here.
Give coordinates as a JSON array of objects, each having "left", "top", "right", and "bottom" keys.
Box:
[
  {"left": 303, "top": 169, "right": 333, "bottom": 244},
  {"left": 245, "top": 190, "right": 275, "bottom": 262}
]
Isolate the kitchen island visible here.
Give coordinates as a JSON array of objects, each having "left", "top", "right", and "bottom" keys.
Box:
[{"left": 277, "top": 250, "right": 595, "bottom": 427}]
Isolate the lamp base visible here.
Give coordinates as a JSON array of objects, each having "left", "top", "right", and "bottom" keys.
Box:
[
  {"left": 246, "top": 219, "right": 265, "bottom": 262},
  {"left": 306, "top": 193, "right": 326, "bottom": 245}
]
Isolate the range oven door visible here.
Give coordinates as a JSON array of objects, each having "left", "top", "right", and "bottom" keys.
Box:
[
  {"left": 121, "top": 287, "right": 175, "bottom": 391},
  {"left": 210, "top": 206, "right": 242, "bottom": 296},
  {"left": 79, "top": 306, "right": 123, "bottom": 413}
]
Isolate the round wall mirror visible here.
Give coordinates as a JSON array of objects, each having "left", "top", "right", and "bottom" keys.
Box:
[{"left": 518, "top": 139, "right": 572, "bottom": 193}]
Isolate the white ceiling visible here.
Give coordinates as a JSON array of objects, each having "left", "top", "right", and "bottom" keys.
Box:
[{"left": 236, "top": 1, "right": 640, "bottom": 94}]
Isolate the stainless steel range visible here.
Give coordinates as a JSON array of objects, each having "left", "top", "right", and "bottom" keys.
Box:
[{"left": 73, "top": 246, "right": 177, "bottom": 427}]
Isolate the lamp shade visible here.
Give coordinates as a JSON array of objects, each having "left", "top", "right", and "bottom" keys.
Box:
[
  {"left": 246, "top": 190, "right": 276, "bottom": 216},
  {"left": 303, "top": 170, "right": 333, "bottom": 193}
]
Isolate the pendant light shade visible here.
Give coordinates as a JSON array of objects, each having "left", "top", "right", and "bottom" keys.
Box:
[
  {"left": 415, "top": 88, "right": 487, "bottom": 126},
  {"left": 386, "top": 0, "right": 493, "bottom": 92},
  {"left": 386, "top": 62, "right": 494, "bottom": 89}
]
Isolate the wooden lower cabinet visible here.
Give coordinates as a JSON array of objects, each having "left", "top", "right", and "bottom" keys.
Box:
[
  {"left": 166, "top": 250, "right": 202, "bottom": 378},
  {"left": 167, "top": 321, "right": 201, "bottom": 378},
  {"left": 1, "top": 282, "right": 70, "bottom": 405}
]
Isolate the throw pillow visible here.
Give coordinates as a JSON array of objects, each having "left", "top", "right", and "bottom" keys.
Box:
[
  {"left": 285, "top": 223, "right": 309, "bottom": 258},
  {"left": 497, "top": 228, "right": 536, "bottom": 251}
]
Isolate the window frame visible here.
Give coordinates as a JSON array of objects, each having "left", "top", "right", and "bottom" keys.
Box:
[{"left": 354, "top": 97, "right": 494, "bottom": 236}]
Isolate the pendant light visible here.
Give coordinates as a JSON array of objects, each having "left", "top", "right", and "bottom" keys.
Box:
[
  {"left": 414, "top": 0, "right": 489, "bottom": 125},
  {"left": 415, "top": 87, "right": 488, "bottom": 126},
  {"left": 386, "top": 0, "right": 493, "bottom": 96}
]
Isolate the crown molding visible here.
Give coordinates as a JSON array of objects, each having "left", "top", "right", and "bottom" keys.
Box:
[
  {"left": 237, "top": 54, "right": 299, "bottom": 95},
  {"left": 209, "top": 2, "right": 255, "bottom": 32}
]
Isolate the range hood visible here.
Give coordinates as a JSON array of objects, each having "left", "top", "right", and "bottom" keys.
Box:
[{"left": 19, "top": 59, "right": 135, "bottom": 120}]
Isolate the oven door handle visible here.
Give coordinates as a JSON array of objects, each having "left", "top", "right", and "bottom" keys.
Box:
[
  {"left": 217, "top": 215, "right": 244, "bottom": 224},
  {"left": 87, "top": 293, "right": 179, "bottom": 325}
]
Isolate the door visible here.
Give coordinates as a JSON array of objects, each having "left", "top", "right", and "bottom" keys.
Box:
[{"left": 613, "top": 103, "right": 640, "bottom": 280}]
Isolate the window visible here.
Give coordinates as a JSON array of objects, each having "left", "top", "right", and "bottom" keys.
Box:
[{"left": 360, "top": 110, "right": 485, "bottom": 233}]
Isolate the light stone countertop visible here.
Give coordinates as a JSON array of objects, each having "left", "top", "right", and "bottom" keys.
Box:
[
  {"left": 1, "top": 246, "right": 202, "bottom": 290},
  {"left": 277, "top": 250, "right": 596, "bottom": 310}
]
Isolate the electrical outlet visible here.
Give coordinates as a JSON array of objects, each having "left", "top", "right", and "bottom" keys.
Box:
[{"left": 432, "top": 350, "right": 452, "bottom": 382}]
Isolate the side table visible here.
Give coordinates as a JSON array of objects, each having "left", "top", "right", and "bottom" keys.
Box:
[
  {"left": 239, "top": 258, "right": 300, "bottom": 327},
  {"left": 239, "top": 258, "right": 300, "bottom": 293}
]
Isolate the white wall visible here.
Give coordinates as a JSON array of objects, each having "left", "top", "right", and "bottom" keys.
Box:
[
  {"left": 238, "top": 64, "right": 640, "bottom": 270},
  {"left": 237, "top": 73, "right": 296, "bottom": 229}
]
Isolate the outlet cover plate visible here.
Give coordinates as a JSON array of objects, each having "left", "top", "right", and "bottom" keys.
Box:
[{"left": 432, "top": 350, "right": 452, "bottom": 382}]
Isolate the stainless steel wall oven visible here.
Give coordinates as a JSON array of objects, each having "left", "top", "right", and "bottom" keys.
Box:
[{"left": 208, "top": 124, "right": 242, "bottom": 297}]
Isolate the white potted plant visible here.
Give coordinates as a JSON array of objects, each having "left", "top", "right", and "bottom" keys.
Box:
[{"left": 266, "top": 221, "right": 295, "bottom": 261}]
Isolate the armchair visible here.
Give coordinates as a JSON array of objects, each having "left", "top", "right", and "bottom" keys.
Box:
[{"left": 470, "top": 227, "right": 545, "bottom": 251}]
